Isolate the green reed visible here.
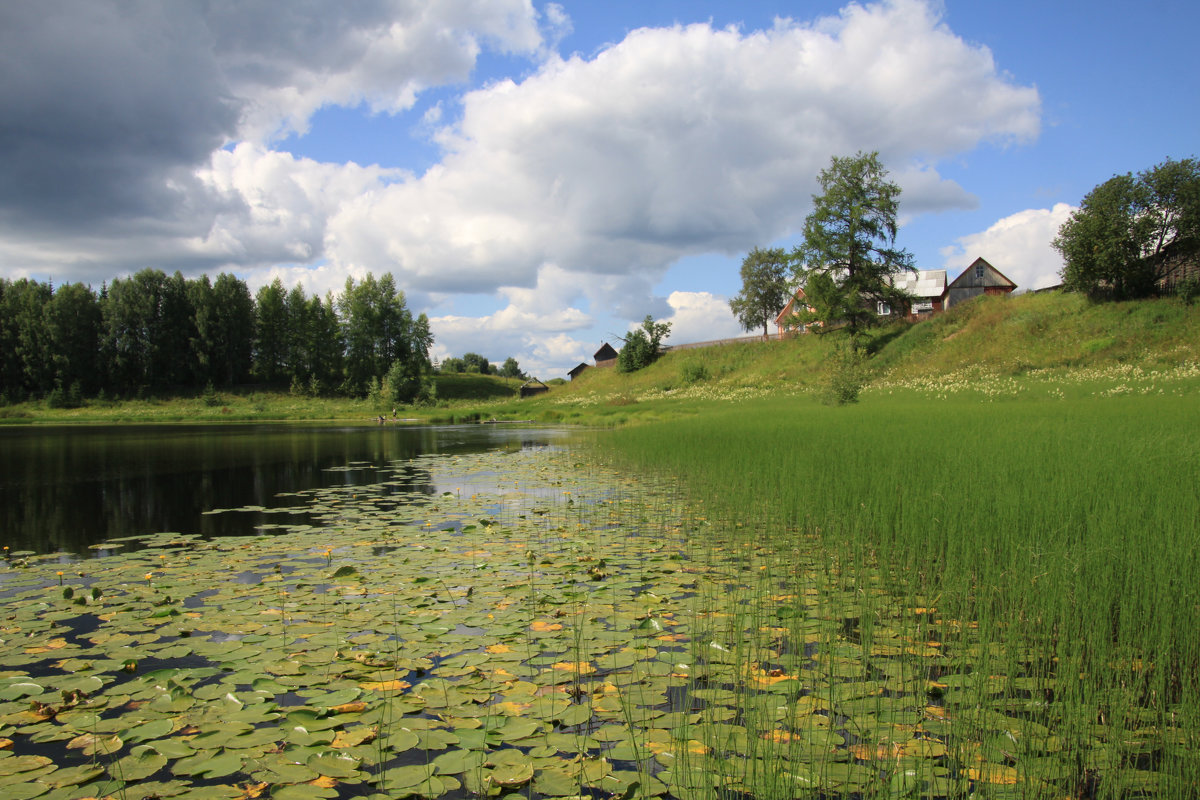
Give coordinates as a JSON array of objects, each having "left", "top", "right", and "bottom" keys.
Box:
[{"left": 601, "top": 390, "right": 1200, "bottom": 798}]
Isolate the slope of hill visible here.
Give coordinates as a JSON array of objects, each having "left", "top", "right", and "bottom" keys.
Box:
[{"left": 475, "top": 291, "right": 1200, "bottom": 424}]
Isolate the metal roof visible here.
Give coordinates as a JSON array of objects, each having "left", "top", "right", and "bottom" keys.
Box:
[{"left": 890, "top": 269, "right": 947, "bottom": 298}]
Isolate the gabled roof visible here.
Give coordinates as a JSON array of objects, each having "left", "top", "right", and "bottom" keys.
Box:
[
  {"left": 774, "top": 288, "right": 809, "bottom": 327},
  {"left": 567, "top": 363, "right": 589, "bottom": 379},
  {"left": 593, "top": 343, "right": 618, "bottom": 361},
  {"left": 947, "top": 257, "right": 1016, "bottom": 290}
]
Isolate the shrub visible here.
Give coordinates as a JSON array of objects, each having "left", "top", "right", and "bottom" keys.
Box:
[
  {"left": 1176, "top": 277, "right": 1199, "bottom": 305},
  {"left": 680, "top": 361, "right": 711, "bottom": 384},
  {"left": 822, "top": 340, "right": 865, "bottom": 406},
  {"left": 202, "top": 382, "right": 222, "bottom": 407}
]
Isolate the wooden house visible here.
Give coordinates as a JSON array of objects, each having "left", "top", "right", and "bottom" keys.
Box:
[
  {"left": 943, "top": 258, "right": 1016, "bottom": 309},
  {"left": 519, "top": 378, "right": 549, "bottom": 398},
  {"left": 593, "top": 343, "right": 619, "bottom": 368},
  {"left": 567, "top": 363, "right": 589, "bottom": 380},
  {"left": 1151, "top": 239, "right": 1200, "bottom": 293},
  {"left": 773, "top": 288, "right": 817, "bottom": 339}
]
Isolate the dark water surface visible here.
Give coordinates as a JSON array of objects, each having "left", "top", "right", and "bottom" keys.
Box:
[{"left": 0, "top": 423, "right": 571, "bottom": 555}]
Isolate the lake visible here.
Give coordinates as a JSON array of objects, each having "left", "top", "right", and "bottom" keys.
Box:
[{"left": 0, "top": 423, "right": 574, "bottom": 556}]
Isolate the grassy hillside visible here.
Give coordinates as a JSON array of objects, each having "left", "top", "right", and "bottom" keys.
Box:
[{"left": 442, "top": 290, "right": 1198, "bottom": 424}]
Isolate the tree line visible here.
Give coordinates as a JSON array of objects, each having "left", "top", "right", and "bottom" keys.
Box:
[
  {"left": 0, "top": 269, "right": 433, "bottom": 405},
  {"left": 439, "top": 353, "right": 526, "bottom": 379}
]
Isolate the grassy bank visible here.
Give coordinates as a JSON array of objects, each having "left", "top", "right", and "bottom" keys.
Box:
[
  {"left": 0, "top": 373, "right": 527, "bottom": 425},
  {"left": 444, "top": 291, "right": 1200, "bottom": 424}
]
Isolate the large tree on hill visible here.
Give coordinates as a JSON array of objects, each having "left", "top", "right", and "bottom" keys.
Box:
[
  {"left": 729, "top": 247, "right": 792, "bottom": 337},
  {"left": 791, "top": 151, "right": 914, "bottom": 338},
  {"left": 1054, "top": 157, "right": 1200, "bottom": 301}
]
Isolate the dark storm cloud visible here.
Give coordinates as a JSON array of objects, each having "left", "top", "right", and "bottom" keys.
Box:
[
  {"left": 0, "top": 2, "right": 238, "bottom": 231},
  {"left": 0, "top": 0, "right": 542, "bottom": 281}
]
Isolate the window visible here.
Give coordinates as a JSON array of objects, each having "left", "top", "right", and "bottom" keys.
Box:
[
  {"left": 912, "top": 300, "right": 933, "bottom": 313},
  {"left": 877, "top": 301, "right": 891, "bottom": 316},
  {"left": 975, "top": 262, "right": 985, "bottom": 280}
]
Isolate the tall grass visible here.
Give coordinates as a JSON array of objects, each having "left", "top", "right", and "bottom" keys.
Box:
[{"left": 601, "top": 392, "right": 1200, "bottom": 797}]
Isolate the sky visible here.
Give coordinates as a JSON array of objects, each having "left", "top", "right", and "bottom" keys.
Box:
[{"left": 1, "top": 1, "right": 1197, "bottom": 379}]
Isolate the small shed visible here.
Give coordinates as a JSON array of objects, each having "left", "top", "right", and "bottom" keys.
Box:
[
  {"left": 942, "top": 258, "right": 1016, "bottom": 310},
  {"left": 567, "top": 363, "right": 589, "bottom": 380},
  {"left": 593, "top": 343, "right": 619, "bottom": 368},
  {"left": 519, "top": 378, "right": 549, "bottom": 399}
]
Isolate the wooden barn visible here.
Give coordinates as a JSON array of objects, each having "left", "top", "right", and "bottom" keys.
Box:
[
  {"left": 593, "top": 343, "right": 619, "bottom": 368},
  {"left": 943, "top": 258, "right": 1016, "bottom": 309},
  {"left": 567, "top": 363, "right": 589, "bottom": 380},
  {"left": 518, "top": 378, "right": 549, "bottom": 399}
]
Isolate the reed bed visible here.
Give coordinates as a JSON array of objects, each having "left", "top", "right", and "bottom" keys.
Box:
[{"left": 601, "top": 391, "right": 1200, "bottom": 798}]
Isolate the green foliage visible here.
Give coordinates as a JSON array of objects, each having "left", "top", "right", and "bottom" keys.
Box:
[
  {"left": 679, "top": 361, "right": 710, "bottom": 384},
  {"left": 382, "top": 354, "right": 434, "bottom": 406},
  {"left": 792, "top": 151, "right": 915, "bottom": 337},
  {"left": 1055, "top": 157, "right": 1200, "bottom": 300},
  {"left": 201, "top": 382, "right": 221, "bottom": 407},
  {"left": 339, "top": 274, "right": 430, "bottom": 395},
  {"left": 460, "top": 352, "right": 491, "bottom": 374},
  {"left": 439, "top": 357, "right": 466, "bottom": 373},
  {"left": 1177, "top": 276, "right": 1200, "bottom": 305},
  {"left": 498, "top": 357, "right": 525, "bottom": 379},
  {"left": 729, "top": 247, "right": 793, "bottom": 336},
  {"left": 821, "top": 339, "right": 864, "bottom": 405},
  {"left": 617, "top": 316, "right": 671, "bottom": 373}
]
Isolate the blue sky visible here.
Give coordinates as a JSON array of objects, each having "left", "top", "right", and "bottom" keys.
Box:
[{"left": 1, "top": 0, "right": 1197, "bottom": 377}]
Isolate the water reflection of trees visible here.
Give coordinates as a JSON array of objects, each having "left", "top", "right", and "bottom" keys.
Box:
[{"left": 0, "top": 425, "right": 566, "bottom": 555}]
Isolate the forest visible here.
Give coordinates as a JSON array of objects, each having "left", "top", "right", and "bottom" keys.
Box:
[{"left": 0, "top": 269, "right": 434, "bottom": 405}]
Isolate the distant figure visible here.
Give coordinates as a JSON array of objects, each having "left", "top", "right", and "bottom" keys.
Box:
[
  {"left": 392, "top": 407, "right": 397, "bottom": 418},
  {"left": 377, "top": 415, "right": 385, "bottom": 424}
]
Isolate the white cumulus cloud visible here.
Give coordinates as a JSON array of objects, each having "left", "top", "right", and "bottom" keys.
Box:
[
  {"left": 659, "top": 291, "right": 745, "bottom": 346},
  {"left": 325, "top": 0, "right": 1039, "bottom": 301},
  {"left": 941, "top": 203, "right": 1075, "bottom": 291}
]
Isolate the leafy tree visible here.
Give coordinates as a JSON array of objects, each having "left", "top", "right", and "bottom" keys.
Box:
[
  {"left": 439, "top": 357, "right": 466, "bottom": 373},
  {"left": 208, "top": 273, "right": 254, "bottom": 385},
  {"left": 729, "top": 247, "right": 793, "bottom": 336},
  {"left": 498, "top": 357, "right": 525, "bottom": 379},
  {"left": 1054, "top": 157, "right": 1200, "bottom": 300},
  {"left": 617, "top": 316, "right": 671, "bottom": 373},
  {"left": 156, "top": 272, "right": 199, "bottom": 388},
  {"left": 253, "top": 279, "right": 289, "bottom": 384},
  {"left": 791, "top": 151, "right": 914, "bottom": 338},
  {"left": 339, "top": 273, "right": 431, "bottom": 397},
  {"left": 0, "top": 278, "right": 53, "bottom": 397},
  {"left": 309, "top": 293, "right": 345, "bottom": 394},
  {"left": 460, "top": 352, "right": 491, "bottom": 374},
  {"left": 101, "top": 269, "right": 198, "bottom": 393},
  {"left": 45, "top": 282, "right": 101, "bottom": 395}
]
